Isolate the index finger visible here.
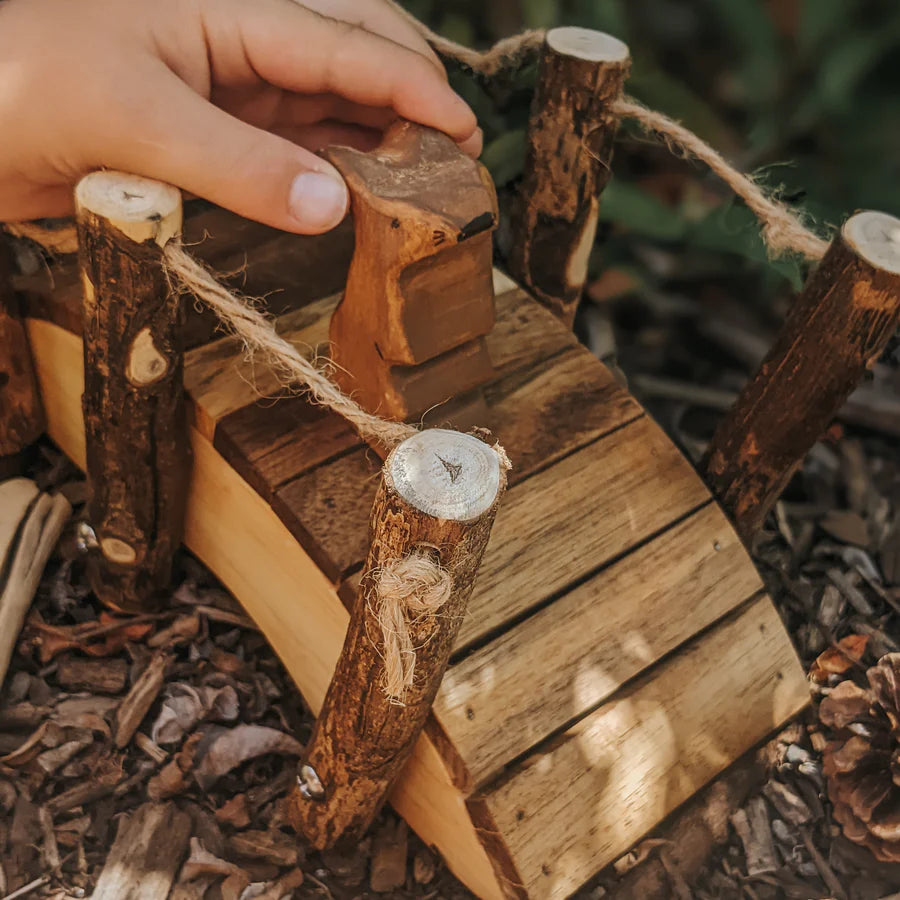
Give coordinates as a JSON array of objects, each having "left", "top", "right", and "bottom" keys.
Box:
[{"left": 228, "top": 0, "right": 478, "bottom": 144}]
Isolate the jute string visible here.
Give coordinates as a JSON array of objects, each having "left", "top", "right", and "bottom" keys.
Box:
[
  {"left": 371, "top": 550, "right": 453, "bottom": 704},
  {"left": 389, "top": 12, "right": 828, "bottom": 261}
]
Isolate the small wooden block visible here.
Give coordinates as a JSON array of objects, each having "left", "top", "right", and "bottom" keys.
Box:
[{"left": 327, "top": 122, "right": 499, "bottom": 420}]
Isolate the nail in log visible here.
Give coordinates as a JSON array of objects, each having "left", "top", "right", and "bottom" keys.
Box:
[
  {"left": 0, "top": 240, "right": 45, "bottom": 472},
  {"left": 76, "top": 173, "right": 189, "bottom": 612},
  {"left": 705, "top": 211, "right": 900, "bottom": 540},
  {"left": 290, "top": 429, "right": 506, "bottom": 848},
  {"left": 509, "top": 27, "right": 631, "bottom": 328},
  {"left": 326, "top": 122, "right": 498, "bottom": 421}
]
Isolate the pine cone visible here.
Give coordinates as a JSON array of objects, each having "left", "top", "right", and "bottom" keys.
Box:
[{"left": 819, "top": 653, "right": 900, "bottom": 862}]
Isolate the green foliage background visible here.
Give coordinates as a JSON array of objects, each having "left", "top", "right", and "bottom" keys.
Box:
[{"left": 405, "top": 0, "right": 900, "bottom": 304}]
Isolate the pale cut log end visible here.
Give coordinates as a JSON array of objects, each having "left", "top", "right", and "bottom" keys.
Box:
[
  {"left": 843, "top": 211, "right": 900, "bottom": 275},
  {"left": 546, "top": 26, "right": 630, "bottom": 63},
  {"left": 75, "top": 171, "right": 182, "bottom": 247},
  {"left": 386, "top": 429, "right": 502, "bottom": 521}
]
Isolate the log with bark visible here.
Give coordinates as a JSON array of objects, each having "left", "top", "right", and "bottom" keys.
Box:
[
  {"left": 76, "top": 172, "right": 190, "bottom": 612},
  {"left": 289, "top": 428, "right": 506, "bottom": 849},
  {"left": 508, "top": 27, "right": 631, "bottom": 327},
  {"left": 0, "top": 240, "right": 45, "bottom": 474}
]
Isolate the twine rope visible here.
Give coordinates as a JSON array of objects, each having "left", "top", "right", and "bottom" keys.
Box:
[
  {"left": 372, "top": 550, "right": 453, "bottom": 704},
  {"left": 163, "top": 244, "right": 415, "bottom": 448},
  {"left": 391, "top": 15, "right": 828, "bottom": 261}
]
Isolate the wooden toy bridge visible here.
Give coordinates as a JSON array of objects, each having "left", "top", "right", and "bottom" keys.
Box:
[{"left": 4, "top": 25, "right": 900, "bottom": 900}]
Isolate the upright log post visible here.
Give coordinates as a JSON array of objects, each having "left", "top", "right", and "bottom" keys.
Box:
[
  {"left": 509, "top": 27, "right": 631, "bottom": 328},
  {"left": 0, "top": 239, "right": 45, "bottom": 475},
  {"left": 75, "top": 172, "right": 189, "bottom": 612},
  {"left": 326, "top": 122, "right": 498, "bottom": 421},
  {"left": 705, "top": 210, "right": 900, "bottom": 540},
  {"left": 290, "top": 429, "right": 506, "bottom": 848}
]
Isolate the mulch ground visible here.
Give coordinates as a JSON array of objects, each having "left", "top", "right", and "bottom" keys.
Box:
[{"left": 2, "top": 278, "right": 900, "bottom": 898}]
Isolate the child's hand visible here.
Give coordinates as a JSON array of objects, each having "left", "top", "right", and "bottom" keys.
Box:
[{"left": 0, "top": 0, "right": 480, "bottom": 233}]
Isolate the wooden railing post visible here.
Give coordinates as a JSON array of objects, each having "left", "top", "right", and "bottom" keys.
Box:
[
  {"left": 509, "top": 27, "right": 631, "bottom": 328},
  {"left": 326, "top": 122, "right": 498, "bottom": 422},
  {"left": 290, "top": 429, "right": 506, "bottom": 848},
  {"left": 0, "top": 238, "right": 45, "bottom": 475},
  {"left": 75, "top": 172, "right": 189, "bottom": 612},
  {"left": 705, "top": 210, "right": 900, "bottom": 540}
]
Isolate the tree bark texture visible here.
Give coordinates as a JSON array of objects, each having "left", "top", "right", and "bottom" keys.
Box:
[
  {"left": 0, "top": 240, "right": 45, "bottom": 466},
  {"left": 509, "top": 27, "right": 631, "bottom": 327},
  {"left": 705, "top": 211, "right": 900, "bottom": 540},
  {"left": 76, "top": 173, "right": 189, "bottom": 612},
  {"left": 290, "top": 430, "right": 506, "bottom": 849}
]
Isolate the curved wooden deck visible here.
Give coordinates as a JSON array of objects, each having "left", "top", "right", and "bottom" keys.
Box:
[{"left": 12, "top": 203, "right": 808, "bottom": 900}]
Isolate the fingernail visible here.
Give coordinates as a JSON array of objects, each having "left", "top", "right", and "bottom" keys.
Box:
[{"left": 288, "top": 172, "right": 348, "bottom": 231}]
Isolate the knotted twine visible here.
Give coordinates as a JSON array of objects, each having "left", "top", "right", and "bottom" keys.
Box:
[
  {"left": 162, "top": 18, "right": 836, "bottom": 700},
  {"left": 371, "top": 550, "right": 453, "bottom": 704}
]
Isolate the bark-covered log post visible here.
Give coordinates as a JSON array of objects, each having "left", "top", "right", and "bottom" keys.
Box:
[
  {"left": 705, "top": 210, "right": 900, "bottom": 541},
  {"left": 290, "top": 429, "right": 507, "bottom": 849},
  {"left": 0, "top": 238, "right": 45, "bottom": 474},
  {"left": 508, "top": 27, "right": 631, "bottom": 328},
  {"left": 75, "top": 172, "right": 189, "bottom": 612}
]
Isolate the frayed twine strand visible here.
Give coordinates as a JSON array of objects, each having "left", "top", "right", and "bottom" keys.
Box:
[
  {"left": 611, "top": 99, "right": 829, "bottom": 261},
  {"left": 388, "top": 14, "right": 828, "bottom": 262},
  {"left": 163, "top": 245, "right": 415, "bottom": 449},
  {"left": 373, "top": 550, "right": 453, "bottom": 704}
]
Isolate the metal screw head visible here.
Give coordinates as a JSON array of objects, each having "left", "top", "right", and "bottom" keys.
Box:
[
  {"left": 75, "top": 521, "right": 99, "bottom": 554},
  {"left": 297, "top": 764, "right": 325, "bottom": 800}
]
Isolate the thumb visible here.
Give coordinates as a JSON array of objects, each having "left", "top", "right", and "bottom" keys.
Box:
[{"left": 109, "top": 70, "right": 349, "bottom": 234}]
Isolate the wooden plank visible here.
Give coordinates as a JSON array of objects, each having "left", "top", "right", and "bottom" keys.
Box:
[
  {"left": 25, "top": 316, "right": 506, "bottom": 900},
  {"left": 456, "top": 416, "right": 710, "bottom": 651},
  {"left": 484, "top": 346, "right": 640, "bottom": 484},
  {"left": 210, "top": 277, "right": 583, "bottom": 517},
  {"left": 436, "top": 502, "right": 763, "bottom": 788},
  {"left": 477, "top": 595, "right": 809, "bottom": 900},
  {"left": 273, "top": 447, "right": 382, "bottom": 583}
]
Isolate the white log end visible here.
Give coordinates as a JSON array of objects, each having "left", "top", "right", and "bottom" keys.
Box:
[
  {"left": 75, "top": 171, "right": 182, "bottom": 247},
  {"left": 387, "top": 429, "right": 502, "bottom": 522},
  {"left": 546, "top": 27, "right": 630, "bottom": 64},
  {"left": 843, "top": 211, "right": 900, "bottom": 276}
]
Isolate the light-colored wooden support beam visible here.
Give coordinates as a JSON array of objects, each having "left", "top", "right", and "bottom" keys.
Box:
[
  {"left": 705, "top": 210, "right": 900, "bottom": 540},
  {"left": 508, "top": 27, "right": 631, "bottom": 328},
  {"left": 290, "top": 428, "right": 506, "bottom": 849},
  {"left": 0, "top": 240, "right": 45, "bottom": 474},
  {"left": 76, "top": 172, "right": 190, "bottom": 612},
  {"left": 326, "top": 122, "right": 499, "bottom": 421}
]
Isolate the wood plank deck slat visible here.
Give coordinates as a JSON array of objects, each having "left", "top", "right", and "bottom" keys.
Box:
[
  {"left": 457, "top": 415, "right": 711, "bottom": 652},
  {"left": 476, "top": 594, "right": 808, "bottom": 900},
  {"left": 436, "top": 502, "right": 764, "bottom": 788}
]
